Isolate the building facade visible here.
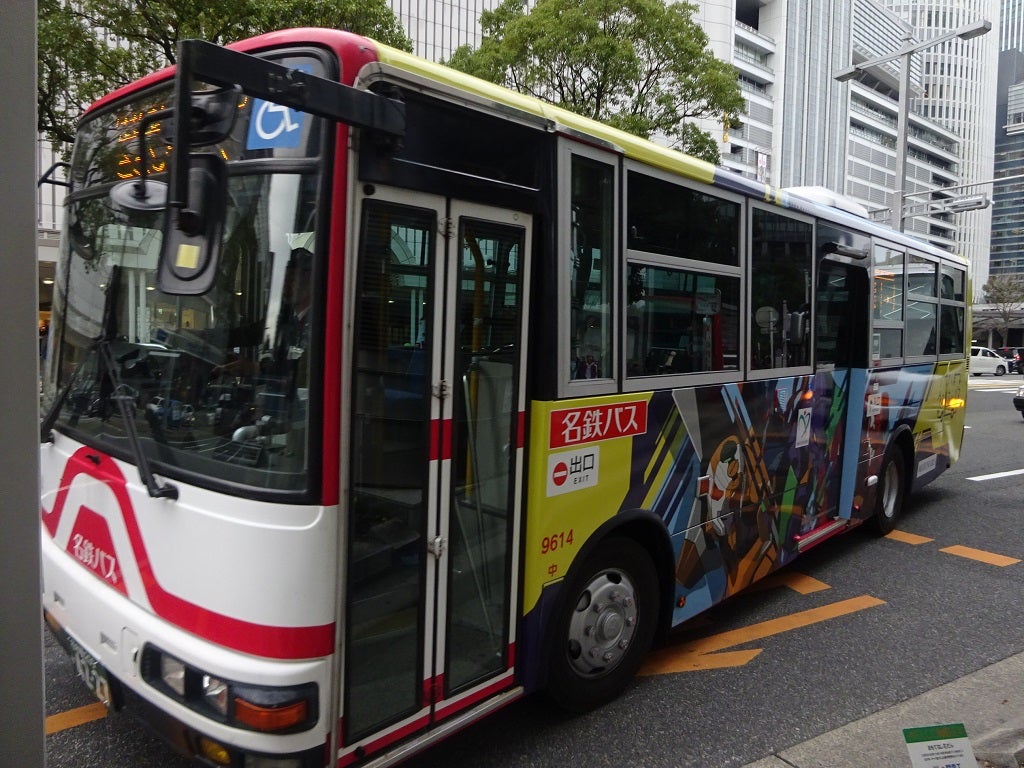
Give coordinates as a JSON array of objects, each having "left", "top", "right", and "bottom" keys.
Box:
[
  {"left": 884, "top": 0, "right": 1000, "bottom": 297},
  {"left": 990, "top": 0, "right": 1024, "bottom": 285}
]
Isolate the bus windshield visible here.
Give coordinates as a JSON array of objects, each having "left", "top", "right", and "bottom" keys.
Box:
[{"left": 42, "top": 55, "right": 328, "bottom": 496}]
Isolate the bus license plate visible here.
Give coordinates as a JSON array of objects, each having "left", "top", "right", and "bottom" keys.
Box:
[{"left": 68, "top": 636, "right": 113, "bottom": 710}]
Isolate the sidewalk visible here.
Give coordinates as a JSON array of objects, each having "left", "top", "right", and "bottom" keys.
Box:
[{"left": 741, "top": 651, "right": 1024, "bottom": 768}]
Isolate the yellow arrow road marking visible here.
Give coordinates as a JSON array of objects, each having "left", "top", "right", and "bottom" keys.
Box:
[
  {"left": 638, "top": 595, "right": 886, "bottom": 675},
  {"left": 45, "top": 702, "right": 107, "bottom": 734}
]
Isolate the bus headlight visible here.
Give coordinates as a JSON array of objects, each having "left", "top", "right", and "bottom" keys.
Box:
[
  {"left": 141, "top": 645, "right": 317, "bottom": 733},
  {"left": 160, "top": 654, "right": 187, "bottom": 696},
  {"left": 202, "top": 674, "right": 230, "bottom": 716}
]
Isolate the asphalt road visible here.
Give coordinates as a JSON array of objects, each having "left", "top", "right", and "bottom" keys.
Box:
[{"left": 43, "top": 375, "right": 1024, "bottom": 767}]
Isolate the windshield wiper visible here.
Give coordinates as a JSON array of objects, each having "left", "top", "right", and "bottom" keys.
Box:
[{"left": 96, "top": 340, "right": 178, "bottom": 500}]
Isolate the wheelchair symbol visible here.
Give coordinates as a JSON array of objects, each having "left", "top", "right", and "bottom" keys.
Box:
[{"left": 254, "top": 101, "right": 301, "bottom": 141}]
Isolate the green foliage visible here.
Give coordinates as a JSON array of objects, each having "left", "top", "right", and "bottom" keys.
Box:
[
  {"left": 38, "top": 0, "right": 412, "bottom": 148},
  {"left": 445, "top": 0, "right": 743, "bottom": 163}
]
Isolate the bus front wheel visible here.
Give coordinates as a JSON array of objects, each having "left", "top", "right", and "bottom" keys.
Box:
[
  {"left": 546, "top": 537, "right": 658, "bottom": 713},
  {"left": 869, "top": 444, "right": 906, "bottom": 535}
]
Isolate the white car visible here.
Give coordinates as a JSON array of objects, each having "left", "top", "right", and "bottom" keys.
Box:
[{"left": 969, "top": 346, "right": 1008, "bottom": 376}]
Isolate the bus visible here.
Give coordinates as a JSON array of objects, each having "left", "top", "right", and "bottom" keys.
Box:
[{"left": 40, "top": 27, "right": 969, "bottom": 768}]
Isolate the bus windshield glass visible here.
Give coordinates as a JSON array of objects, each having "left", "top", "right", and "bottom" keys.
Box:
[{"left": 42, "top": 54, "right": 328, "bottom": 496}]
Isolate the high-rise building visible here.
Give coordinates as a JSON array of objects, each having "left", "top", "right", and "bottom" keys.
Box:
[
  {"left": 389, "top": 0, "right": 500, "bottom": 61},
  {"left": 990, "top": 49, "right": 1024, "bottom": 280},
  {"left": 701, "top": 0, "right": 997, "bottom": 298},
  {"left": 990, "top": 1, "right": 1024, "bottom": 284},
  {"left": 883, "top": 0, "right": 1000, "bottom": 296}
]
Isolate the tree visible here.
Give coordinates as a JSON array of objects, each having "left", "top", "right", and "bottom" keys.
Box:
[
  {"left": 445, "top": 0, "right": 744, "bottom": 163},
  {"left": 981, "top": 274, "right": 1024, "bottom": 346},
  {"left": 38, "top": 0, "right": 413, "bottom": 148}
]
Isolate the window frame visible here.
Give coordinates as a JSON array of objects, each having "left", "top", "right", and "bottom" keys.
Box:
[
  {"left": 621, "top": 162, "right": 745, "bottom": 392},
  {"left": 557, "top": 138, "right": 621, "bottom": 399},
  {"left": 871, "top": 239, "right": 907, "bottom": 366},
  {"left": 903, "top": 251, "right": 940, "bottom": 363},
  {"left": 937, "top": 261, "right": 967, "bottom": 359},
  {"left": 746, "top": 201, "right": 816, "bottom": 381}
]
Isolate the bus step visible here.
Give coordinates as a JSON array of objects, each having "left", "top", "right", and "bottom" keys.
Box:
[{"left": 793, "top": 518, "right": 848, "bottom": 552}]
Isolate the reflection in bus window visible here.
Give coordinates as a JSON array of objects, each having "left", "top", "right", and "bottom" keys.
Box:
[
  {"left": 941, "top": 264, "right": 965, "bottom": 301},
  {"left": 906, "top": 300, "right": 937, "bottom": 356},
  {"left": 873, "top": 245, "right": 905, "bottom": 360},
  {"left": 750, "top": 209, "right": 812, "bottom": 370},
  {"left": 940, "top": 305, "right": 965, "bottom": 354},
  {"left": 626, "top": 264, "right": 739, "bottom": 376},
  {"left": 626, "top": 172, "right": 740, "bottom": 266},
  {"left": 907, "top": 254, "right": 937, "bottom": 298}
]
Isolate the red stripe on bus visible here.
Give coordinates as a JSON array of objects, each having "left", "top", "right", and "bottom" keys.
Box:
[
  {"left": 430, "top": 419, "right": 453, "bottom": 462},
  {"left": 42, "top": 448, "right": 335, "bottom": 659},
  {"left": 517, "top": 410, "right": 526, "bottom": 449}
]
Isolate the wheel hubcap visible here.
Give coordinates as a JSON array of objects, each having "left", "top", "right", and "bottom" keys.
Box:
[
  {"left": 566, "top": 570, "right": 638, "bottom": 675},
  {"left": 881, "top": 461, "right": 899, "bottom": 518}
]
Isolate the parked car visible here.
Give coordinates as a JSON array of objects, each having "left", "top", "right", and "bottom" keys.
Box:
[
  {"left": 969, "top": 346, "right": 1008, "bottom": 376},
  {"left": 996, "top": 347, "right": 1024, "bottom": 374},
  {"left": 1015, "top": 384, "right": 1024, "bottom": 420}
]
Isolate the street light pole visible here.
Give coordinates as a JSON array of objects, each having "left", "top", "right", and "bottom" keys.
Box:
[
  {"left": 834, "top": 18, "right": 992, "bottom": 232},
  {"left": 893, "top": 36, "right": 912, "bottom": 231}
]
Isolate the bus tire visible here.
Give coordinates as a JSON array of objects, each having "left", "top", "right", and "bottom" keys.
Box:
[
  {"left": 869, "top": 444, "right": 906, "bottom": 536},
  {"left": 546, "top": 537, "right": 658, "bottom": 713}
]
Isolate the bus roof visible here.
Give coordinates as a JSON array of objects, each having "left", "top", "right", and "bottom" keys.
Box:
[{"left": 370, "top": 42, "right": 965, "bottom": 265}]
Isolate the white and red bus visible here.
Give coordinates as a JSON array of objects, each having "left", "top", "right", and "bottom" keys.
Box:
[{"left": 40, "top": 28, "right": 969, "bottom": 768}]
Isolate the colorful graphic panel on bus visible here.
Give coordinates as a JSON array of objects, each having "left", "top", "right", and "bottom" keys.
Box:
[{"left": 524, "top": 361, "right": 966, "bottom": 628}]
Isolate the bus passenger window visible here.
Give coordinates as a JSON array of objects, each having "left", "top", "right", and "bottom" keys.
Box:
[
  {"left": 750, "top": 209, "right": 813, "bottom": 371},
  {"left": 939, "top": 264, "right": 966, "bottom": 354},
  {"left": 569, "top": 155, "right": 614, "bottom": 380},
  {"left": 626, "top": 263, "right": 740, "bottom": 376},
  {"left": 815, "top": 262, "right": 868, "bottom": 368}
]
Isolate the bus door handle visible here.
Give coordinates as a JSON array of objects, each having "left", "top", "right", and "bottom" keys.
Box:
[{"left": 428, "top": 536, "right": 447, "bottom": 559}]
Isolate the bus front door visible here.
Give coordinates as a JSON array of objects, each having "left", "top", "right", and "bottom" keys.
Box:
[{"left": 345, "top": 188, "right": 530, "bottom": 753}]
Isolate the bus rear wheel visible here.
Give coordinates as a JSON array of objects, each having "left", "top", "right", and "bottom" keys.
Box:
[
  {"left": 546, "top": 537, "right": 658, "bottom": 713},
  {"left": 869, "top": 444, "right": 906, "bottom": 535}
]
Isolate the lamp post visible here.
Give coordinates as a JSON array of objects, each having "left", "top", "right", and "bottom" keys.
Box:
[{"left": 835, "top": 18, "right": 992, "bottom": 232}]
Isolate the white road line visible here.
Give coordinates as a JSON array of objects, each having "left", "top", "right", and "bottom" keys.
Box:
[{"left": 968, "top": 468, "right": 1024, "bottom": 482}]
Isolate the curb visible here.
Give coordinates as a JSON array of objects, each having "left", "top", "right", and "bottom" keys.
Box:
[
  {"left": 740, "top": 652, "right": 1024, "bottom": 768},
  {"left": 973, "top": 718, "right": 1024, "bottom": 768}
]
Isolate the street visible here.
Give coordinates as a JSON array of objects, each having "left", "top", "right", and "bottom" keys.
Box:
[{"left": 43, "top": 376, "right": 1024, "bottom": 768}]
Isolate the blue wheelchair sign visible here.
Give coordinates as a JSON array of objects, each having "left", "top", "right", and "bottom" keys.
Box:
[{"left": 246, "top": 65, "right": 311, "bottom": 150}]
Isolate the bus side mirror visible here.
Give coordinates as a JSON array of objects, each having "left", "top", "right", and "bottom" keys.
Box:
[{"left": 156, "top": 153, "right": 226, "bottom": 295}]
